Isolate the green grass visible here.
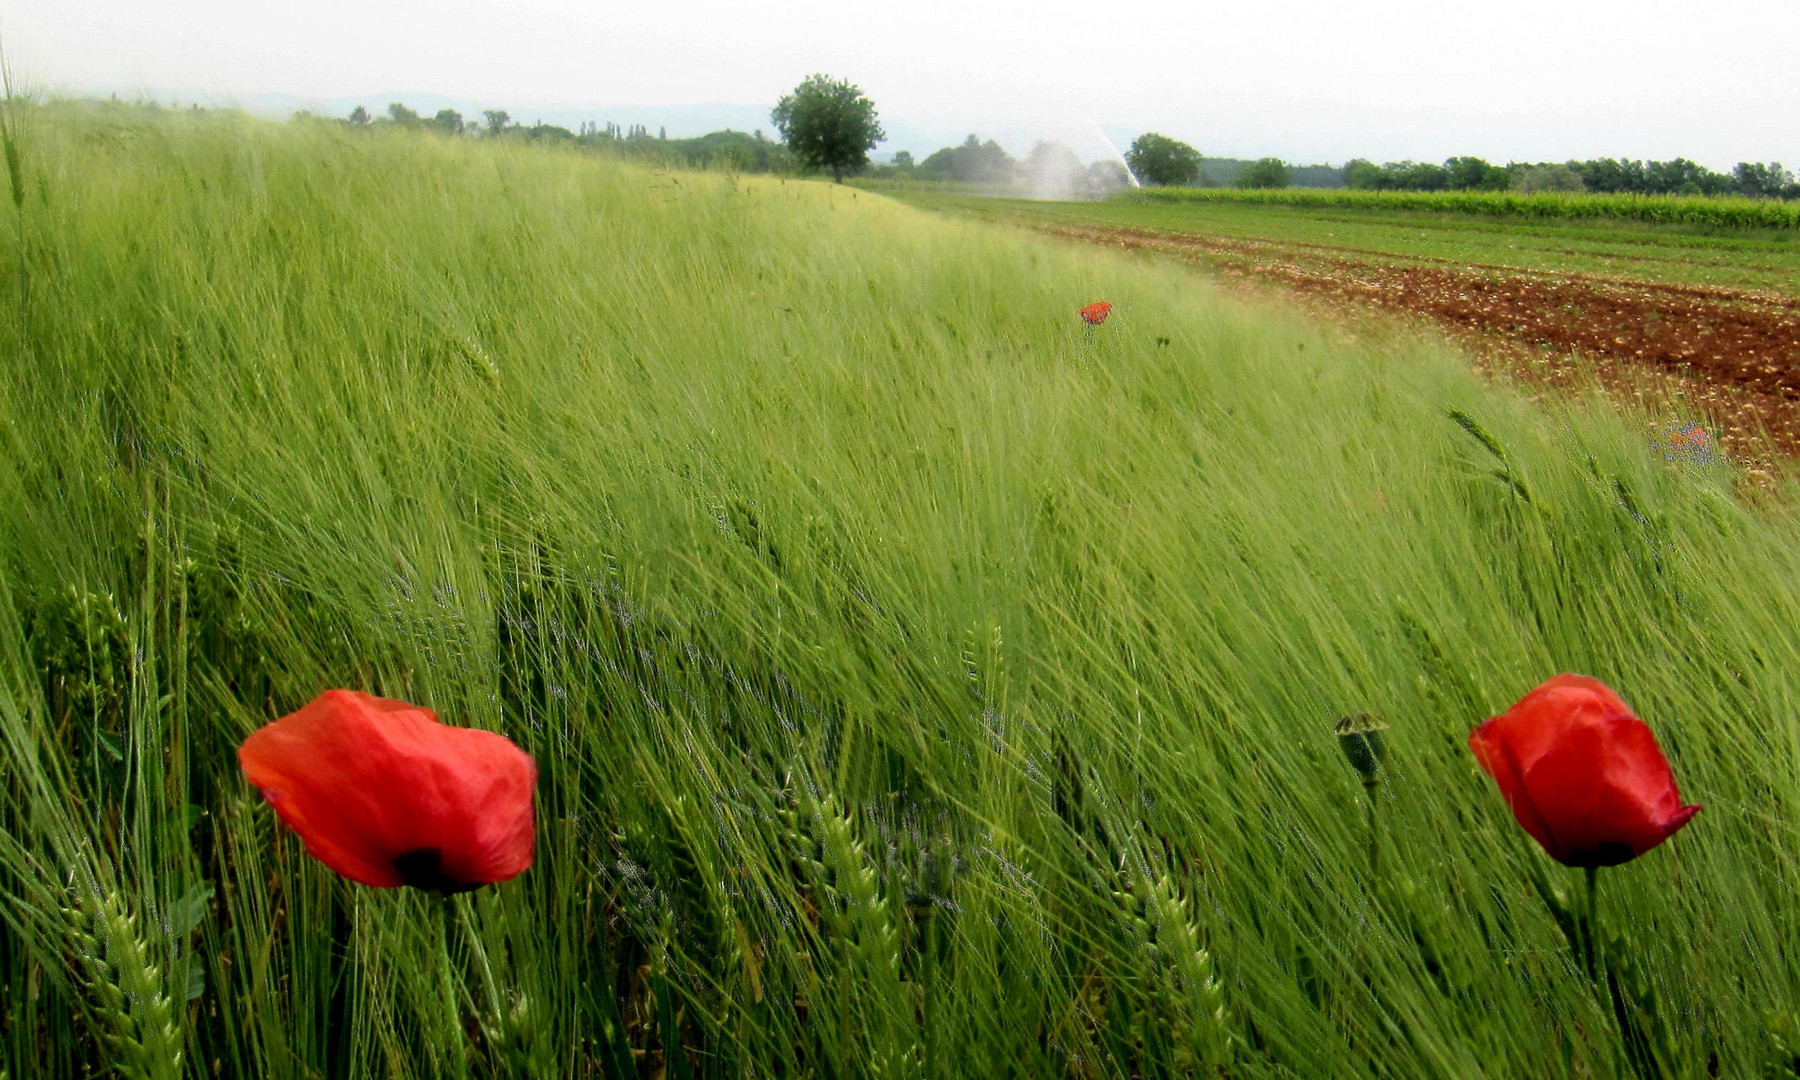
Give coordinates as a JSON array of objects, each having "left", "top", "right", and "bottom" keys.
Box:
[
  {"left": 878, "top": 187, "right": 1800, "bottom": 294},
  {"left": 3, "top": 99, "right": 1800, "bottom": 1078}
]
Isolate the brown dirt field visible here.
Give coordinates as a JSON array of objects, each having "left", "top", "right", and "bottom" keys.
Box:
[{"left": 1034, "top": 221, "right": 1800, "bottom": 474}]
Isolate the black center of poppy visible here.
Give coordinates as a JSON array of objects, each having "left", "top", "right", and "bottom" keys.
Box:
[
  {"left": 392, "top": 848, "right": 478, "bottom": 894},
  {"left": 1567, "top": 841, "right": 1638, "bottom": 869}
]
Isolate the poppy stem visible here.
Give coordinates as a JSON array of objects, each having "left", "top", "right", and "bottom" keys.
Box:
[
  {"left": 1363, "top": 778, "right": 1381, "bottom": 881},
  {"left": 923, "top": 903, "right": 937, "bottom": 1075},
  {"left": 455, "top": 894, "right": 506, "bottom": 1023},
  {"left": 436, "top": 895, "right": 470, "bottom": 1079},
  {"left": 1583, "top": 865, "right": 1601, "bottom": 983}
]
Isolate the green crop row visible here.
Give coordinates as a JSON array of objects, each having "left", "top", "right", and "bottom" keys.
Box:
[{"left": 1133, "top": 184, "right": 1800, "bottom": 229}]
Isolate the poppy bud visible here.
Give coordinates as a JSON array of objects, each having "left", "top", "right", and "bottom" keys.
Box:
[
  {"left": 1469, "top": 674, "right": 1699, "bottom": 868},
  {"left": 1334, "top": 713, "right": 1388, "bottom": 785},
  {"left": 239, "top": 690, "right": 537, "bottom": 893}
]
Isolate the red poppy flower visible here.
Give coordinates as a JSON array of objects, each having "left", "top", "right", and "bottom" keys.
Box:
[
  {"left": 239, "top": 690, "right": 537, "bottom": 892},
  {"left": 1469, "top": 674, "right": 1699, "bottom": 868},
  {"left": 1079, "top": 301, "right": 1113, "bottom": 325}
]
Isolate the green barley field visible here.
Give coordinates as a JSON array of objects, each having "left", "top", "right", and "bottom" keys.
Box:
[{"left": 5, "top": 100, "right": 1800, "bottom": 1078}]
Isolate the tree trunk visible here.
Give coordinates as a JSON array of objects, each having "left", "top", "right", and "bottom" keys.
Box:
[{"left": 833, "top": 164, "right": 843, "bottom": 184}]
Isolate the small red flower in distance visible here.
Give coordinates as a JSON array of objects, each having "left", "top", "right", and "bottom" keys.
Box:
[
  {"left": 239, "top": 690, "right": 537, "bottom": 893},
  {"left": 1469, "top": 674, "right": 1699, "bottom": 868},
  {"left": 1079, "top": 301, "right": 1113, "bottom": 325}
]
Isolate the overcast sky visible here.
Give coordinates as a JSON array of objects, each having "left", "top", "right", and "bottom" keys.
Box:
[{"left": 8, "top": 0, "right": 1798, "bottom": 168}]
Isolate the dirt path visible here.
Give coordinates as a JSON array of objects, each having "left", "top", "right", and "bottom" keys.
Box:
[{"left": 1035, "top": 221, "right": 1800, "bottom": 468}]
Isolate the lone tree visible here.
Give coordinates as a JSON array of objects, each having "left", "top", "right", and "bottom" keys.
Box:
[
  {"left": 771, "top": 74, "right": 885, "bottom": 183},
  {"left": 1125, "top": 132, "right": 1201, "bottom": 186}
]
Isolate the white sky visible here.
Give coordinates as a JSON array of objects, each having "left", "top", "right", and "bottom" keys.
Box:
[{"left": 8, "top": 0, "right": 1799, "bottom": 169}]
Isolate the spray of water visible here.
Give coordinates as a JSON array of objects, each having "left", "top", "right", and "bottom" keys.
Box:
[
  {"left": 1091, "top": 120, "right": 1141, "bottom": 188},
  {"left": 1004, "top": 117, "right": 1139, "bottom": 200}
]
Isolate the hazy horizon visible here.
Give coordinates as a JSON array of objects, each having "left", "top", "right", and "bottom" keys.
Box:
[{"left": 9, "top": 0, "right": 1798, "bottom": 173}]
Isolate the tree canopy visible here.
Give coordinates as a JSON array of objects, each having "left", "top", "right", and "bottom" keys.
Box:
[
  {"left": 1512, "top": 164, "right": 1586, "bottom": 194},
  {"left": 1236, "top": 157, "right": 1291, "bottom": 189},
  {"left": 1339, "top": 154, "right": 1797, "bottom": 198},
  {"left": 770, "top": 74, "right": 884, "bottom": 183},
  {"left": 1445, "top": 156, "right": 1512, "bottom": 192},
  {"left": 427, "top": 109, "right": 464, "bottom": 136},
  {"left": 917, "top": 136, "right": 1014, "bottom": 184},
  {"left": 1125, "top": 133, "right": 1201, "bottom": 186},
  {"left": 1733, "top": 162, "right": 1798, "bottom": 199}
]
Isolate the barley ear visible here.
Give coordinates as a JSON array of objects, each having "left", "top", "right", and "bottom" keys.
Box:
[{"left": 62, "top": 886, "right": 184, "bottom": 1080}]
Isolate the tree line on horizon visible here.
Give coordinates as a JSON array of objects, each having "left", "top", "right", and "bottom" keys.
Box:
[
  {"left": 332, "top": 97, "right": 1800, "bottom": 202},
  {"left": 871, "top": 136, "right": 1134, "bottom": 198},
  {"left": 338, "top": 102, "right": 797, "bottom": 173},
  {"left": 1339, "top": 154, "right": 1799, "bottom": 199},
  {"left": 1124, "top": 131, "right": 1800, "bottom": 199}
]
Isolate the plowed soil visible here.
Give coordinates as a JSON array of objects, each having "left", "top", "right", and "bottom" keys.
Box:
[{"left": 1036, "top": 221, "right": 1800, "bottom": 470}]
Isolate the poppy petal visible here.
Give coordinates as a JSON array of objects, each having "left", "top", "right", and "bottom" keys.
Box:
[
  {"left": 240, "top": 690, "right": 537, "bottom": 891},
  {"left": 1470, "top": 717, "right": 1563, "bottom": 859},
  {"left": 1469, "top": 674, "right": 1699, "bottom": 868}
]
